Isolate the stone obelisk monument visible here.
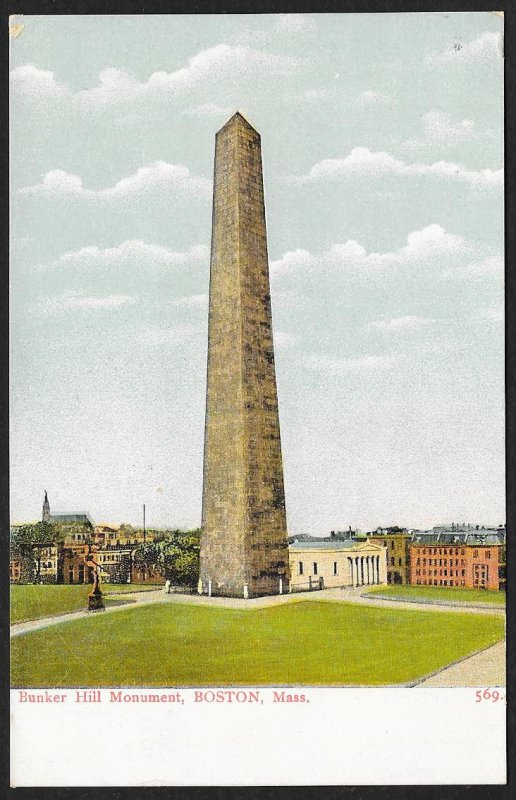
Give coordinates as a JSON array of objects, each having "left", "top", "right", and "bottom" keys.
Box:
[{"left": 200, "top": 112, "right": 289, "bottom": 598}]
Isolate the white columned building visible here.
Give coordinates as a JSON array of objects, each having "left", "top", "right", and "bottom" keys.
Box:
[{"left": 289, "top": 540, "right": 388, "bottom": 591}]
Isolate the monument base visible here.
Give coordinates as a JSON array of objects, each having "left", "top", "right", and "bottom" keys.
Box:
[{"left": 87, "top": 589, "right": 105, "bottom": 611}]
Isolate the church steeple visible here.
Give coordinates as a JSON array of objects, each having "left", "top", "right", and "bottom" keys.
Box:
[{"left": 42, "top": 491, "right": 50, "bottom": 523}]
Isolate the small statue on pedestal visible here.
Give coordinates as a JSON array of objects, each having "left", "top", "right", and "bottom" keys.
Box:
[{"left": 84, "top": 545, "right": 105, "bottom": 611}]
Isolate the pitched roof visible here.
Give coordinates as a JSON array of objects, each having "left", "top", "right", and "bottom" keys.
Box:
[
  {"left": 289, "top": 539, "right": 382, "bottom": 552},
  {"left": 49, "top": 513, "right": 93, "bottom": 526}
]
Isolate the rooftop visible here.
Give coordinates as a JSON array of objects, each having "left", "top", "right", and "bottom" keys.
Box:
[
  {"left": 49, "top": 513, "right": 93, "bottom": 525},
  {"left": 289, "top": 539, "right": 380, "bottom": 551}
]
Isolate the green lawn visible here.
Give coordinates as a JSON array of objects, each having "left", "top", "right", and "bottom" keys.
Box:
[
  {"left": 10, "top": 600, "right": 505, "bottom": 687},
  {"left": 10, "top": 585, "right": 147, "bottom": 624},
  {"left": 364, "top": 584, "right": 506, "bottom": 605},
  {"left": 101, "top": 584, "right": 161, "bottom": 595}
]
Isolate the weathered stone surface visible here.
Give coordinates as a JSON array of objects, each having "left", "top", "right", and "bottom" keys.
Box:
[{"left": 200, "top": 113, "right": 289, "bottom": 598}]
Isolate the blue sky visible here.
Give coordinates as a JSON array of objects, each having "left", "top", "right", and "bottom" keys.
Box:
[{"left": 10, "top": 13, "right": 504, "bottom": 533}]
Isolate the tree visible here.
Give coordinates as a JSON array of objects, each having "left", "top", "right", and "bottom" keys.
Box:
[
  {"left": 161, "top": 530, "right": 200, "bottom": 587},
  {"left": 132, "top": 529, "right": 201, "bottom": 587},
  {"left": 133, "top": 541, "right": 162, "bottom": 577},
  {"left": 10, "top": 523, "right": 64, "bottom": 583}
]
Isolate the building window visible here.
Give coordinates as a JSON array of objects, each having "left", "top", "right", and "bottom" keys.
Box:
[
  {"left": 473, "top": 550, "right": 478, "bottom": 558},
  {"left": 485, "top": 551, "right": 491, "bottom": 559},
  {"left": 298, "top": 562, "right": 304, "bottom": 575},
  {"left": 333, "top": 562, "right": 338, "bottom": 576},
  {"left": 391, "top": 557, "right": 395, "bottom": 566},
  {"left": 313, "top": 562, "right": 318, "bottom": 575}
]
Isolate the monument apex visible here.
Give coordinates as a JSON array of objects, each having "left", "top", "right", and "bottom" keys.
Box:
[{"left": 200, "top": 112, "right": 290, "bottom": 598}]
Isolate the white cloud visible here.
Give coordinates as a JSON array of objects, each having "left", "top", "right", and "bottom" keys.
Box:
[
  {"left": 20, "top": 162, "right": 212, "bottom": 200},
  {"left": 274, "top": 331, "right": 297, "bottom": 349},
  {"left": 169, "top": 294, "right": 209, "bottom": 309},
  {"left": 270, "top": 248, "right": 313, "bottom": 277},
  {"left": 306, "top": 353, "right": 398, "bottom": 374},
  {"left": 275, "top": 14, "right": 317, "bottom": 33},
  {"left": 358, "top": 90, "right": 391, "bottom": 106},
  {"left": 183, "top": 103, "right": 233, "bottom": 117},
  {"left": 40, "top": 292, "right": 136, "bottom": 314},
  {"left": 11, "top": 45, "right": 299, "bottom": 107},
  {"left": 44, "top": 241, "right": 209, "bottom": 270},
  {"left": 367, "top": 316, "right": 437, "bottom": 332},
  {"left": 402, "top": 110, "right": 493, "bottom": 150},
  {"left": 271, "top": 225, "right": 468, "bottom": 278},
  {"left": 442, "top": 253, "right": 504, "bottom": 280},
  {"left": 427, "top": 31, "right": 503, "bottom": 66},
  {"left": 9, "top": 63, "right": 67, "bottom": 98},
  {"left": 294, "top": 146, "right": 503, "bottom": 188}
]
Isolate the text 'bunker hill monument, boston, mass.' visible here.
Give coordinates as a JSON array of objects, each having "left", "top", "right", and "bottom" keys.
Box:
[{"left": 200, "top": 112, "right": 290, "bottom": 598}]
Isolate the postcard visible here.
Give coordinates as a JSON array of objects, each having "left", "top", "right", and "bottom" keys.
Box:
[{"left": 9, "top": 12, "right": 505, "bottom": 786}]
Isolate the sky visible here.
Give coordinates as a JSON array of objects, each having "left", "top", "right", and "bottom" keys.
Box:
[{"left": 9, "top": 12, "right": 505, "bottom": 534}]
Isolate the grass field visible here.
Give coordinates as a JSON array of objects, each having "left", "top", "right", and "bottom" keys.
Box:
[
  {"left": 364, "top": 585, "right": 506, "bottom": 605},
  {"left": 10, "top": 600, "right": 505, "bottom": 687},
  {"left": 101, "top": 584, "right": 160, "bottom": 595},
  {"left": 9, "top": 585, "right": 154, "bottom": 624}
]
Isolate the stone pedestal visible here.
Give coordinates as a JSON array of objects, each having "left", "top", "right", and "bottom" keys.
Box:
[{"left": 88, "top": 587, "right": 105, "bottom": 611}]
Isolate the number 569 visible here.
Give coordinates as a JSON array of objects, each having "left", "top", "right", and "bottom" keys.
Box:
[{"left": 475, "top": 689, "right": 502, "bottom": 702}]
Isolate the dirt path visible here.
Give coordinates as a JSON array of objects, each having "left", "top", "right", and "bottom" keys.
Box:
[
  {"left": 417, "top": 640, "right": 506, "bottom": 687},
  {"left": 10, "top": 584, "right": 504, "bottom": 639}
]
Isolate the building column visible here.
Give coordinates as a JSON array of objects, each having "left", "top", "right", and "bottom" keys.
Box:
[
  {"left": 348, "top": 558, "right": 353, "bottom": 587},
  {"left": 360, "top": 557, "right": 365, "bottom": 586},
  {"left": 366, "top": 556, "right": 371, "bottom": 585},
  {"left": 376, "top": 555, "right": 380, "bottom": 583}
]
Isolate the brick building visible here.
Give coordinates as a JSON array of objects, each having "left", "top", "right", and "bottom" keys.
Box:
[
  {"left": 9, "top": 550, "right": 22, "bottom": 583},
  {"left": 410, "top": 532, "right": 505, "bottom": 591},
  {"left": 63, "top": 544, "right": 93, "bottom": 584}
]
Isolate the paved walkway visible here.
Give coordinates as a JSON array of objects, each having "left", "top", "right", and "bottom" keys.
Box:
[
  {"left": 417, "top": 640, "right": 506, "bottom": 687},
  {"left": 10, "top": 584, "right": 504, "bottom": 638}
]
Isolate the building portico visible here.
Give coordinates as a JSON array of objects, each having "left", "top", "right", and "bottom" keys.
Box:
[{"left": 289, "top": 540, "right": 387, "bottom": 592}]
